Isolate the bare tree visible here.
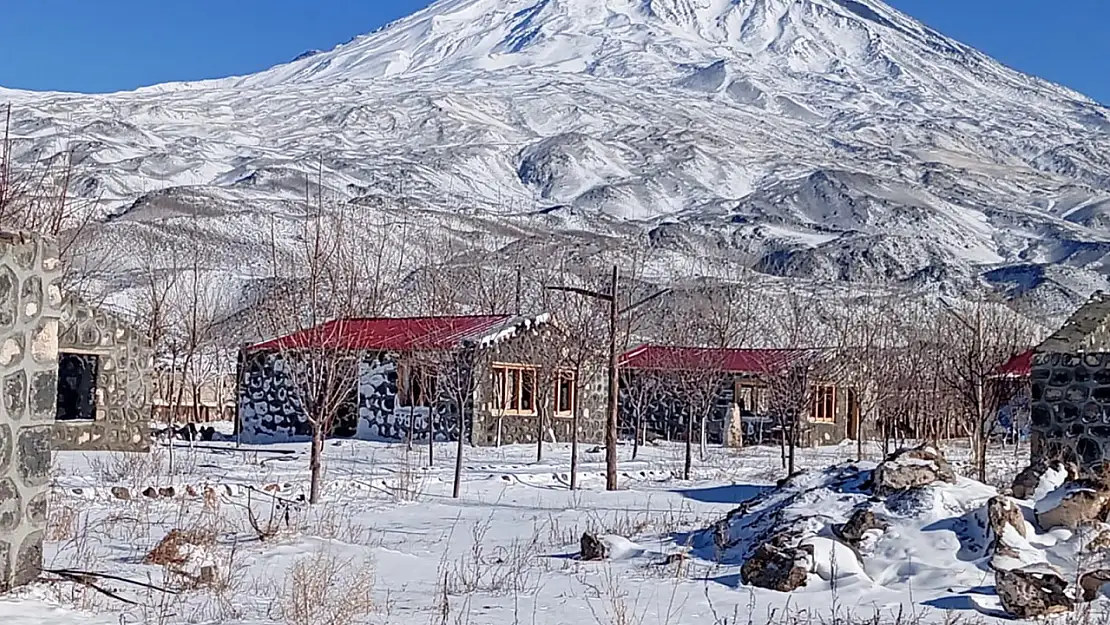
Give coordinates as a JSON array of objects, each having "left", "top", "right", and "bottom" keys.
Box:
[
  {"left": 936, "top": 297, "right": 1037, "bottom": 481},
  {"left": 257, "top": 170, "right": 371, "bottom": 504}
]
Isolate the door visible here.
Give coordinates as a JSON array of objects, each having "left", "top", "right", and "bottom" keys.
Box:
[{"left": 847, "top": 388, "right": 861, "bottom": 440}]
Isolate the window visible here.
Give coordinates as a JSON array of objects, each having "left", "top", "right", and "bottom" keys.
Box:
[
  {"left": 813, "top": 385, "right": 836, "bottom": 424},
  {"left": 57, "top": 352, "right": 99, "bottom": 421},
  {"left": 555, "top": 370, "right": 576, "bottom": 417},
  {"left": 492, "top": 364, "right": 538, "bottom": 415},
  {"left": 399, "top": 364, "right": 438, "bottom": 407},
  {"left": 736, "top": 384, "right": 763, "bottom": 415}
]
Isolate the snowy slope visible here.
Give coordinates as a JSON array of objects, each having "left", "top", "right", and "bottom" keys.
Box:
[{"left": 5, "top": 0, "right": 1110, "bottom": 319}]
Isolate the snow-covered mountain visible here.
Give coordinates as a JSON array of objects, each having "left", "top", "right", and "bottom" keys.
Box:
[{"left": 6, "top": 0, "right": 1110, "bottom": 321}]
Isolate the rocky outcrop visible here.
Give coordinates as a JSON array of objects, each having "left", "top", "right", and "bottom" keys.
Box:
[
  {"left": 994, "top": 565, "right": 1074, "bottom": 618},
  {"left": 870, "top": 446, "right": 957, "bottom": 496},
  {"left": 1035, "top": 479, "right": 1110, "bottom": 530},
  {"left": 740, "top": 541, "right": 813, "bottom": 592},
  {"left": 1011, "top": 460, "right": 1076, "bottom": 500},
  {"left": 580, "top": 532, "right": 608, "bottom": 561}
]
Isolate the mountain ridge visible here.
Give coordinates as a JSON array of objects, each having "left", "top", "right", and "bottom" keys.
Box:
[{"left": 3, "top": 0, "right": 1110, "bottom": 324}]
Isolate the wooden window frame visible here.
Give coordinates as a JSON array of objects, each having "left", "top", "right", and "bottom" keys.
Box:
[
  {"left": 554, "top": 369, "right": 576, "bottom": 418},
  {"left": 491, "top": 363, "right": 538, "bottom": 416},
  {"left": 812, "top": 384, "right": 837, "bottom": 424},
  {"left": 735, "top": 382, "right": 764, "bottom": 415},
  {"left": 398, "top": 363, "right": 438, "bottom": 408}
]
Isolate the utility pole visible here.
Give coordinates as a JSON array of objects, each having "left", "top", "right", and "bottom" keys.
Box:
[
  {"left": 605, "top": 266, "right": 619, "bottom": 491},
  {"left": 545, "top": 267, "right": 668, "bottom": 492}
]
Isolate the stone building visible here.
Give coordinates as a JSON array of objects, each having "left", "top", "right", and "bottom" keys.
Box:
[
  {"left": 53, "top": 296, "right": 153, "bottom": 452},
  {"left": 0, "top": 232, "right": 62, "bottom": 591},
  {"left": 237, "top": 314, "right": 605, "bottom": 446},
  {"left": 1030, "top": 291, "right": 1110, "bottom": 468},
  {"left": 618, "top": 345, "right": 859, "bottom": 448}
]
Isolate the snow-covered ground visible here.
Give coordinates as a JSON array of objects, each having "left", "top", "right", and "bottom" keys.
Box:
[{"left": 0, "top": 437, "right": 1044, "bottom": 625}]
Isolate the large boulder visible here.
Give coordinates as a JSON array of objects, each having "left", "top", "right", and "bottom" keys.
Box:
[
  {"left": 1011, "top": 460, "right": 1076, "bottom": 501},
  {"left": 994, "top": 565, "right": 1074, "bottom": 618},
  {"left": 1035, "top": 480, "right": 1110, "bottom": 530},
  {"left": 870, "top": 446, "right": 957, "bottom": 496},
  {"left": 580, "top": 532, "right": 608, "bottom": 561},
  {"left": 741, "top": 541, "right": 813, "bottom": 592}
]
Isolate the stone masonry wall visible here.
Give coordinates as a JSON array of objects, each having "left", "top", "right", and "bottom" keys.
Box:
[
  {"left": 53, "top": 297, "right": 152, "bottom": 452},
  {"left": 0, "top": 232, "right": 62, "bottom": 592},
  {"left": 1030, "top": 350, "right": 1110, "bottom": 469},
  {"left": 237, "top": 350, "right": 464, "bottom": 443}
]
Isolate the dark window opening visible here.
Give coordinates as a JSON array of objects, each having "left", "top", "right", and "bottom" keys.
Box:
[
  {"left": 57, "top": 352, "right": 99, "bottom": 421},
  {"left": 399, "top": 364, "right": 438, "bottom": 407},
  {"left": 555, "top": 371, "right": 575, "bottom": 416}
]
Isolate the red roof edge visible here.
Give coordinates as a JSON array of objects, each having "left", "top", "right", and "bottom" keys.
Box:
[
  {"left": 991, "top": 349, "right": 1033, "bottom": 379},
  {"left": 246, "top": 314, "right": 513, "bottom": 353},
  {"left": 619, "top": 344, "right": 806, "bottom": 374}
]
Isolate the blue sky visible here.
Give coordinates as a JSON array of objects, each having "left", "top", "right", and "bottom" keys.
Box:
[{"left": 1, "top": 0, "right": 1108, "bottom": 102}]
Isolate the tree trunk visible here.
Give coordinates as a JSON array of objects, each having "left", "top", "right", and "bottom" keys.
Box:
[
  {"left": 684, "top": 412, "right": 694, "bottom": 480},
  {"left": 779, "top": 419, "right": 787, "bottom": 469},
  {"left": 570, "top": 385, "right": 580, "bottom": 490},
  {"left": 309, "top": 426, "right": 324, "bottom": 504},
  {"left": 787, "top": 415, "right": 796, "bottom": 476},
  {"left": 427, "top": 404, "right": 435, "bottom": 468},
  {"left": 452, "top": 409, "right": 465, "bottom": 499},
  {"left": 536, "top": 410, "right": 544, "bottom": 462},
  {"left": 406, "top": 406, "right": 415, "bottom": 452},
  {"left": 699, "top": 410, "right": 708, "bottom": 461},
  {"left": 631, "top": 409, "right": 641, "bottom": 461}
]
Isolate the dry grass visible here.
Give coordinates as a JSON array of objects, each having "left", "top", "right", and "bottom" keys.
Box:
[{"left": 271, "top": 549, "right": 376, "bottom": 625}]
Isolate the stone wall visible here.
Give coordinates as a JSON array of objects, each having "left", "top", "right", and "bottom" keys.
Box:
[
  {"left": 0, "top": 232, "right": 62, "bottom": 592},
  {"left": 1030, "top": 351, "right": 1110, "bottom": 468},
  {"left": 53, "top": 297, "right": 152, "bottom": 452},
  {"left": 237, "top": 350, "right": 463, "bottom": 442}
]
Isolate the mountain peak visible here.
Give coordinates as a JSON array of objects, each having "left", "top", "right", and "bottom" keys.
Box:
[{"left": 229, "top": 0, "right": 1087, "bottom": 111}]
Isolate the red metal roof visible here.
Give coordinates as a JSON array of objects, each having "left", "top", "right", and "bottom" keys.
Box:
[
  {"left": 992, "top": 349, "right": 1032, "bottom": 379},
  {"left": 248, "top": 315, "right": 512, "bottom": 352},
  {"left": 620, "top": 345, "right": 806, "bottom": 374}
]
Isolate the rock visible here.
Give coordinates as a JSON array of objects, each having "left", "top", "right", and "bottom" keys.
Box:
[
  {"left": 141, "top": 486, "right": 159, "bottom": 499},
  {"left": 740, "top": 542, "right": 813, "bottom": 592},
  {"left": 657, "top": 553, "right": 688, "bottom": 566},
  {"left": 1080, "top": 570, "right": 1110, "bottom": 602},
  {"left": 1087, "top": 530, "right": 1110, "bottom": 553},
  {"left": 110, "top": 486, "right": 131, "bottom": 501},
  {"left": 580, "top": 532, "right": 608, "bottom": 561},
  {"left": 158, "top": 486, "right": 176, "bottom": 498},
  {"left": 987, "top": 496, "right": 1027, "bottom": 550},
  {"left": 1012, "top": 460, "right": 1076, "bottom": 500},
  {"left": 870, "top": 446, "right": 957, "bottom": 496},
  {"left": 995, "top": 565, "right": 1074, "bottom": 618},
  {"left": 837, "top": 509, "right": 887, "bottom": 545},
  {"left": 1035, "top": 480, "right": 1110, "bottom": 530}
]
